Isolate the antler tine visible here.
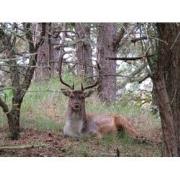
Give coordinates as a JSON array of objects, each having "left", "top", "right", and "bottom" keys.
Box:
[
  {"left": 82, "top": 62, "right": 100, "bottom": 91},
  {"left": 59, "top": 57, "right": 74, "bottom": 90}
]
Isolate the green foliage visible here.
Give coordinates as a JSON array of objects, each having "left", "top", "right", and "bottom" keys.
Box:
[
  {"left": 0, "top": 72, "right": 161, "bottom": 156},
  {"left": 0, "top": 72, "right": 159, "bottom": 130},
  {"left": 3, "top": 89, "right": 13, "bottom": 102}
]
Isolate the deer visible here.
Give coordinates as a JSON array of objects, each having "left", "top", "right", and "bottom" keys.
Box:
[{"left": 59, "top": 60, "right": 141, "bottom": 140}]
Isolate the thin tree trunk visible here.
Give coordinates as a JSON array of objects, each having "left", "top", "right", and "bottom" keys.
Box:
[
  {"left": 34, "top": 23, "right": 50, "bottom": 81},
  {"left": 7, "top": 106, "right": 21, "bottom": 140},
  {"left": 0, "top": 23, "right": 45, "bottom": 140},
  {"left": 75, "top": 23, "right": 93, "bottom": 83}
]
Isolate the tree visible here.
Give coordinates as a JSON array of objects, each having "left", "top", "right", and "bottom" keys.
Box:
[
  {"left": 34, "top": 23, "right": 51, "bottom": 81},
  {"left": 0, "top": 23, "right": 45, "bottom": 139},
  {"left": 148, "top": 23, "right": 180, "bottom": 156},
  {"left": 97, "top": 23, "right": 125, "bottom": 103},
  {"left": 75, "top": 23, "right": 93, "bottom": 83}
]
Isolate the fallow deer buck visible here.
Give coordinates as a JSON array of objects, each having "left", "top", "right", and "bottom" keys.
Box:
[{"left": 59, "top": 61, "right": 141, "bottom": 139}]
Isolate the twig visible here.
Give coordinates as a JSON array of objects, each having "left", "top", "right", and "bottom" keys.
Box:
[
  {"left": 170, "top": 31, "right": 180, "bottom": 50},
  {"left": 0, "top": 144, "right": 46, "bottom": 150},
  {"left": 131, "top": 35, "right": 168, "bottom": 45},
  {"left": 131, "top": 36, "right": 148, "bottom": 43},
  {"left": 106, "top": 54, "right": 155, "bottom": 61}
]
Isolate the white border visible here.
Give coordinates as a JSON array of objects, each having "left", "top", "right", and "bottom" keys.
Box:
[
  {"left": 0, "top": 157, "right": 180, "bottom": 180},
  {"left": 0, "top": 0, "right": 180, "bottom": 22},
  {"left": 0, "top": 0, "right": 180, "bottom": 180}
]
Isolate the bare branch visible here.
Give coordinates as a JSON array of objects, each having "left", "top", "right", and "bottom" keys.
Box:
[
  {"left": 117, "top": 62, "right": 148, "bottom": 89},
  {"left": 106, "top": 54, "right": 155, "bottom": 61},
  {"left": 113, "top": 23, "right": 128, "bottom": 50},
  {"left": 131, "top": 36, "right": 148, "bottom": 43},
  {"left": 81, "top": 62, "right": 101, "bottom": 91},
  {"left": 0, "top": 97, "right": 9, "bottom": 114}
]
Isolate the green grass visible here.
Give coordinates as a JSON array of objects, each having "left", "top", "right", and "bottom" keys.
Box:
[{"left": 0, "top": 72, "right": 161, "bottom": 156}]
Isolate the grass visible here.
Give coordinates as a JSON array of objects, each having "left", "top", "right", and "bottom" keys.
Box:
[{"left": 0, "top": 72, "right": 162, "bottom": 156}]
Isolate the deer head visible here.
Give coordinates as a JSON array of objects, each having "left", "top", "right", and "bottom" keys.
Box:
[{"left": 59, "top": 59, "right": 100, "bottom": 112}]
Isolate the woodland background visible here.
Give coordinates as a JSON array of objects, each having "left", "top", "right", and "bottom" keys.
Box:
[{"left": 0, "top": 23, "right": 179, "bottom": 157}]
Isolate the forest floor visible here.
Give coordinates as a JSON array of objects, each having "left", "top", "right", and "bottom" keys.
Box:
[
  {"left": 0, "top": 126, "right": 162, "bottom": 157},
  {"left": 0, "top": 77, "right": 162, "bottom": 157}
]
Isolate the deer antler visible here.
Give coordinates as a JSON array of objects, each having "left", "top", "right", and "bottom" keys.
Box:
[
  {"left": 81, "top": 62, "right": 100, "bottom": 91},
  {"left": 59, "top": 55, "right": 74, "bottom": 90}
]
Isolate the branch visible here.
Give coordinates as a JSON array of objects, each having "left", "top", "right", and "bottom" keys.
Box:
[
  {"left": 137, "top": 74, "right": 150, "bottom": 83},
  {"left": 113, "top": 23, "right": 127, "bottom": 50},
  {"left": 20, "top": 23, "right": 46, "bottom": 99},
  {"left": 117, "top": 24, "right": 137, "bottom": 48},
  {"left": 53, "top": 38, "right": 87, "bottom": 49},
  {"left": 131, "top": 35, "right": 168, "bottom": 45},
  {"left": 0, "top": 144, "right": 46, "bottom": 150},
  {"left": 35, "top": 23, "right": 46, "bottom": 50},
  {"left": 48, "top": 30, "right": 79, "bottom": 38},
  {"left": 0, "top": 97, "right": 9, "bottom": 114},
  {"left": 131, "top": 36, "right": 148, "bottom": 43},
  {"left": 106, "top": 54, "right": 155, "bottom": 61},
  {"left": 118, "top": 62, "right": 148, "bottom": 89},
  {"left": 23, "top": 23, "right": 35, "bottom": 51}
]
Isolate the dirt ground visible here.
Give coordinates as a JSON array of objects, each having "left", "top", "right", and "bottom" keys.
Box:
[
  {"left": 0, "top": 128, "right": 72, "bottom": 157},
  {"left": 0, "top": 127, "right": 162, "bottom": 157}
]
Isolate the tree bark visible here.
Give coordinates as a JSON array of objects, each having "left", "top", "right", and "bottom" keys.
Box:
[
  {"left": 75, "top": 23, "right": 93, "bottom": 83},
  {"left": 149, "top": 23, "right": 180, "bottom": 156},
  {"left": 97, "top": 23, "right": 117, "bottom": 103},
  {"left": 34, "top": 23, "right": 50, "bottom": 81},
  {"left": 47, "top": 23, "right": 58, "bottom": 76},
  {"left": 0, "top": 23, "right": 45, "bottom": 140},
  {"left": 6, "top": 105, "right": 21, "bottom": 140}
]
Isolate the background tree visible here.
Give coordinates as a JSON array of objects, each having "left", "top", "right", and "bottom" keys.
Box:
[
  {"left": 0, "top": 23, "right": 45, "bottom": 139},
  {"left": 34, "top": 23, "right": 51, "bottom": 81},
  {"left": 97, "top": 23, "right": 125, "bottom": 103},
  {"left": 75, "top": 23, "right": 93, "bottom": 83}
]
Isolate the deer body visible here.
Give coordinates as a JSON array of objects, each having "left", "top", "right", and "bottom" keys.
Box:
[
  {"left": 63, "top": 110, "right": 139, "bottom": 138},
  {"left": 59, "top": 60, "right": 139, "bottom": 139},
  {"left": 63, "top": 111, "right": 84, "bottom": 138},
  {"left": 62, "top": 90, "right": 139, "bottom": 138}
]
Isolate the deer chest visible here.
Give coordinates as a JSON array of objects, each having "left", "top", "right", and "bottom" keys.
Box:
[{"left": 63, "top": 116, "right": 84, "bottom": 137}]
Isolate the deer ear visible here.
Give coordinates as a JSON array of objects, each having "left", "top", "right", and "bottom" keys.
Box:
[
  {"left": 61, "top": 89, "right": 71, "bottom": 97},
  {"left": 84, "top": 90, "right": 94, "bottom": 98}
]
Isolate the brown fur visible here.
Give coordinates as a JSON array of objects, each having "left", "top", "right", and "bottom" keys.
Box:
[
  {"left": 85, "top": 113, "right": 140, "bottom": 138},
  {"left": 61, "top": 89, "right": 140, "bottom": 139}
]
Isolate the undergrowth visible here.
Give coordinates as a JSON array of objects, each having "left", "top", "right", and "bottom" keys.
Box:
[{"left": 0, "top": 72, "right": 161, "bottom": 156}]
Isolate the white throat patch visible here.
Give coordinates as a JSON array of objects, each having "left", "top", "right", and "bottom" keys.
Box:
[{"left": 63, "top": 113, "right": 84, "bottom": 138}]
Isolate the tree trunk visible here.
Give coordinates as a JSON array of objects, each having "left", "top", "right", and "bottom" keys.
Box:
[
  {"left": 34, "top": 23, "right": 50, "bottom": 81},
  {"left": 153, "top": 77, "right": 178, "bottom": 156},
  {"left": 0, "top": 23, "right": 45, "bottom": 140},
  {"left": 6, "top": 106, "right": 21, "bottom": 140},
  {"left": 97, "top": 23, "right": 117, "bottom": 103},
  {"left": 149, "top": 23, "right": 180, "bottom": 156},
  {"left": 75, "top": 23, "right": 93, "bottom": 83},
  {"left": 49, "top": 24, "right": 62, "bottom": 76}
]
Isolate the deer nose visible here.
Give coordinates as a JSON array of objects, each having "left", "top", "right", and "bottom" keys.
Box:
[{"left": 74, "top": 104, "right": 80, "bottom": 108}]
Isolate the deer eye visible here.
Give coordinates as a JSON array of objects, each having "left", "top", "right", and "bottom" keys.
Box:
[
  {"left": 80, "top": 95, "right": 85, "bottom": 99},
  {"left": 70, "top": 95, "right": 74, "bottom": 98}
]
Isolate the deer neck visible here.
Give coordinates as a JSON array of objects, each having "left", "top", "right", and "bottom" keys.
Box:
[{"left": 63, "top": 102, "right": 87, "bottom": 136}]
